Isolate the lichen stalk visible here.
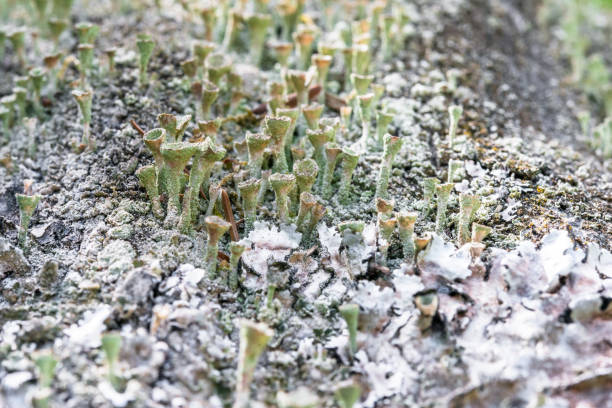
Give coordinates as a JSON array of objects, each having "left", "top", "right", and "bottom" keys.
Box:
[
  {"left": 205, "top": 215, "right": 231, "bottom": 279},
  {"left": 235, "top": 320, "right": 273, "bottom": 408},
  {"left": 179, "top": 139, "right": 226, "bottom": 233},
  {"left": 238, "top": 178, "right": 261, "bottom": 234},
  {"left": 339, "top": 303, "right": 359, "bottom": 355},
  {"left": 434, "top": 183, "right": 454, "bottom": 234},
  {"left": 245, "top": 131, "right": 271, "bottom": 179},
  {"left": 322, "top": 142, "right": 342, "bottom": 199},
  {"left": 397, "top": 211, "right": 418, "bottom": 262},
  {"left": 229, "top": 241, "right": 247, "bottom": 291},
  {"left": 339, "top": 147, "right": 359, "bottom": 204},
  {"left": 457, "top": 194, "right": 481, "bottom": 246},
  {"left": 296, "top": 191, "right": 316, "bottom": 231},
  {"left": 16, "top": 192, "right": 41, "bottom": 248},
  {"left": 375, "top": 134, "right": 402, "bottom": 199},
  {"left": 137, "top": 165, "right": 164, "bottom": 219},
  {"left": 269, "top": 173, "right": 296, "bottom": 224},
  {"left": 160, "top": 142, "right": 197, "bottom": 227}
]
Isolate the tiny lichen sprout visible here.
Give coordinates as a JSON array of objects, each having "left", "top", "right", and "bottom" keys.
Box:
[
  {"left": 264, "top": 115, "right": 292, "bottom": 173},
  {"left": 398, "top": 211, "right": 418, "bottom": 262},
  {"left": 422, "top": 177, "right": 439, "bottom": 213},
  {"left": 160, "top": 141, "right": 197, "bottom": 227},
  {"left": 434, "top": 183, "right": 454, "bottom": 234},
  {"left": 375, "top": 134, "right": 402, "bottom": 200},
  {"left": 71, "top": 89, "right": 93, "bottom": 149},
  {"left": 16, "top": 186, "right": 41, "bottom": 248},
  {"left": 311, "top": 53, "right": 332, "bottom": 93},
  {"left": 457, "top": 194, "right": 481, "bottom": 246},
  {"left": 238, "top": 178, "right": 261, "bottom": 234},
  {"left": 75, "top": 21, "right": 99, "bottom": 44},
  {"left": 157, "top": 113, "right": 192, "bottom": 143},
  {"left": 269, "top": 173, "right": 296, "bottom": 224},
  {"left": 206, "top": 52, "right": 232, "bottom": 86},
  {"left": 293, "top": 24, "right": 317, "bottom": 70},
  {"left": 339, "top": 303, "right": 359, "bottom": 355},
  {"left": 200, "top": 80, "right": 219, "bottom": 120},
  {"left": 471, "top": 223, "right": 492, "bottom": 244},
  {"left": 304, "top": 202, "right": 326, "bottom": 245},
  {"left": 34, "top": 353, "right": 58, "bottom": 389},
  {"left": 204, "top": 215, "right": 231, "bottom": 279},
  {"left": 322, "top": 142, "right": 342, "bottom": 200},
  {"left": 136, "top": 33, "right": 155, "bottom": 87},
  {"left": 414, "top": 291, "right": 439, "bottom": 331},
  {"left": 77, "top": 43, "right": 93, "bottom": 88},
  {"left": 179, "top": 139, "right": 226, "bottom": 233},
  {"left": 246, "top": 13, "right": 272, "bottom": 67},
  {"left": 375, "top": 110, "right": 394, "bottom": 147},
  {"left": 338, "top": 147, "right": 359, "bottom": 204},
  {"left": 229, "top": 241, "right": 247, "bottom": 290},
  {"left": 287, "top": 69, "right": 310, "bottom": 107},
  {"left": 136, "top": 165, "right": 164, "bottom": 219},
  {"left": 32, "top": 352, "right": 58, "bottom": 408},
  {"left": 306, "top": 127, "right": 329, "bottom": 188},
  {"left": 101, "top": 332, "right": 122, "bottom": 391},
  {"left": 235, "top": 320, "right": 274, "bottom": 408},
  {"left": 296, "top": 191, "right": 316, "bottom": 231},
  {"left": 245, "top": 131, "right": 271, "bottom": 178},
  {"left": 447, "top": 105, "right": 463, "bottom": 148},
  {"left": 357, "top": 92, "right": 374, "bottom": 148},
  {"left": 302, "top": 103, "right": 324, "bottom": 130},
  {"left": 335, "top": 379, "right": 361, "bottom": 408},
  {"left": 294, "top": 158, "right": 319, "bottom": 196}
]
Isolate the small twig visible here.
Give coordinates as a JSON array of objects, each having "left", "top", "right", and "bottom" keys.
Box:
[
  {"left": 221, "top": 188, "right": 239, "bottom": 241},
  {"left": 217, "top": 250, "right": 230, "bottom": 262},
  {"left": 130, "top": 119, "right": 145, "bottom": 136}
]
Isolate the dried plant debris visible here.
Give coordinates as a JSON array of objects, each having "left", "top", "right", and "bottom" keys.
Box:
[{"left": 0, "top": 0, "right": 611, "bottom": 407}]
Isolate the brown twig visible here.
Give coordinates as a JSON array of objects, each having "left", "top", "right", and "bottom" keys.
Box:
[
  {"left": 221, "top": 188, "right": 239, "bottom": 241},
  {"left": 217, "top": 250, "right": 230, "bottom": 262},
  {"left": 130, "top": 119, "right": 146, "bottom": 136}
]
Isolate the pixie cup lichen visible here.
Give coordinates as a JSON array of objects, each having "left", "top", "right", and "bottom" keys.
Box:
[
  {"left": 375, "top": 134, "right": 402, "bottom": 199},
  {"left": 179, "top": 139, "right": 226, "bottom": 233},
  {"left": 335, "top": 379, "right": 361, "bottom": 408},
  {"left": 322, "top": 142, "right": 342, "bottom": 199},
  {"left": 296, "top": 191, "right": 316, "bottom": 231},
  {"left": 447, "top": 105, "right": 463, "bottom": 148},
  {"left": 434, "top": 183, "right": 454, "bottom": 233},
  {"left": 294, "top": 158, "right": 319, "bottom": 195},
  {"left": 302, "top": 103, "right": 324, "bottom": 130},
  {"left": 338, "top": 147, "right": 359, "bottom": 204},
  {"left": 229, "top": 241, "right": 247, "bottom": 291},
  {"left": 160, "top": 142, "right": 197, "bottom": 227},
  {"left": 204, "top": 215, "right": 231, "bottom": 279},
  {"left": 200, "top": 80, "right": 219, "bottom": 120},
  {"left": 137, "top": 165, "right": 164, "bottom": 219},
  {"left": 238, "top": 178, "right": 261, "bottom": 234},
  {"left": 101, "top": 333, "right": 122, "bottom": 391},
  {"left": 397, "top": 211, "right": 418, "bottom": 262},
  {"left": 136, "top": 33, "right": 155, "bottom": 87},
  {"left": 246, "top": 13, "right": 272, "bottom": 67},
  {"left": 264, "top": 115, "right": 292, "bottom": 173},
  {"left": 245, "top": 131, "right": 271, "bottom": 178},
  {"left": 270, "top": 173, "right": 296, "bottom": 224},
  {"left": 71, "top": 89, "right": 93, "bottom": 149},
  {"left": 235, "top": 320, "right": 274, "bottom": 408},
  {"left": 339, "top": 303, "right": 359, "bottom": 355},
  {"left": 375, "top": 110, "right": 394, "bottom": 146},
  {"left": 16, "top": 189, "right": 41, "bottom": 248},
  {"left": 457, "top": 194, "right": 481, "bottom": 246}
]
